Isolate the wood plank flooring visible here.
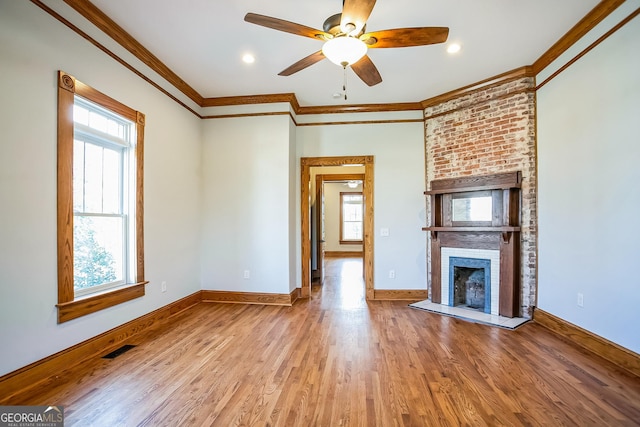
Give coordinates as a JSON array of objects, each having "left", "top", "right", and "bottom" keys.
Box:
[{"left": 10, "top": 257, "right": 640, "bottom": 426}]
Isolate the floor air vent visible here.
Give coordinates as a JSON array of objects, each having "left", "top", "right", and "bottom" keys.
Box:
[{"left": 102, "top": 344, "right": 136, "bottom": 359}]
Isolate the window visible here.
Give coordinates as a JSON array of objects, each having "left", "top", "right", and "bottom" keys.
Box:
[
  {"left": 340, "top": 192, "right": 363, "bottom": 244},
  {"left": 57, "top": 71, "right": 146, "bottom": 323}
]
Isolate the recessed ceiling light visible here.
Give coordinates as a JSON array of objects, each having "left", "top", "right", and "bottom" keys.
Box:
[
  {"left": 447, "top": 43, "right": 461, "bottom": 54},
  {"left": 242, "top": 53, "right": 255, "bottom": 64}
]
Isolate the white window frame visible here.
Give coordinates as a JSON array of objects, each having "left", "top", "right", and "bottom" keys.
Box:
[{"left": 72, "top": 97, "right": 134, "bottom": 298}]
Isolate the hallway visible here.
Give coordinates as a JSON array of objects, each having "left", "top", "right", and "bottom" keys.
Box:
[{"left": 316, "top": 256, "right": 365, "bottom": 310}]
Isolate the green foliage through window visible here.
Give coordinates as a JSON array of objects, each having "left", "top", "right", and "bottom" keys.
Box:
[{"left": 74, "top": 216, "right": 117, "bottom": 290}]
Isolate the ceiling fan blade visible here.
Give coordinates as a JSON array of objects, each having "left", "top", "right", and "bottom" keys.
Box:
[
  {"left": 361, "top": 27, "right": 449, "bottom": 48},
  {"left": 278, "top": 51, "right": 326, "bottom": 76},
  {"left": 244, "top": 13, "right": 331, "bottom": 40},
  {"left": 341, "top": 0, "right": 376, "bottom": 34},
  {"left": 351, "top": 55, "right": 382, "bottom": 87}
]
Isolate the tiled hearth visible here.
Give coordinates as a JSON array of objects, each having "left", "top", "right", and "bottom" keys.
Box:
[
  {"left": 412, "top": 245, "right": 527, "bottom": 329},
  {"left": 409, "top": 299, "right": 528, "bottom": 329}
]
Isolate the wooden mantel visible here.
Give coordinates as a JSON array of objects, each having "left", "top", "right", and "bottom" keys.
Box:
[{"left": 424, "top": 171, "right": 522, "bottom": 317}]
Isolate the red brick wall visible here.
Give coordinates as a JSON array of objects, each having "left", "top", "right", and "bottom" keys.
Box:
[{"left": 425, "top": 77, "right": 537, "bottom": 317}]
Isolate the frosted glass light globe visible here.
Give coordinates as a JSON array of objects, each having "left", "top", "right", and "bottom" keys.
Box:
[{"left": 322, "top": 36, "right": 367, "bottom": 67}]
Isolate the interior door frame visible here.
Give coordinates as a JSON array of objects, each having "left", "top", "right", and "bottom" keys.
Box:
[
  {"left": 314, "top": 173, "right": 366, "bottom": 282},
  {"left": 301, "top": 156, "right": 374, "bottom": 299}
]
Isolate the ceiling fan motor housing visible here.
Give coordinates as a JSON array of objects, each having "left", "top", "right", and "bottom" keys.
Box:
[{"left": 323, "top": 13, "right": 365, "bottom": 37}]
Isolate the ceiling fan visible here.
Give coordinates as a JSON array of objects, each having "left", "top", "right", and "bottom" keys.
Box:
[{"left": 244, "top": 0, "right": 449, "bottom": 87}]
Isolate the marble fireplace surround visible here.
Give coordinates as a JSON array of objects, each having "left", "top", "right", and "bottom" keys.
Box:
[{"left": 424, "top": 172, "right": 522, "bottom": 318}]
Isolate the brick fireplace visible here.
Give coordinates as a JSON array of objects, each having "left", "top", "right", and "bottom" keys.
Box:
[{"left": 424, "top": 75, "right": 537, "bottom": 318}]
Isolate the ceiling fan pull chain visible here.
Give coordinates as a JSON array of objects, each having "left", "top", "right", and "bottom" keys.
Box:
[{"left": 343, "top": 64, "right": 348, "bottom": 101}]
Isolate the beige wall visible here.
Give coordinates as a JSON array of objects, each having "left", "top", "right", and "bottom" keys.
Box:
[{"left": 323, "top": 182, "right": 364, "bottom": 253}]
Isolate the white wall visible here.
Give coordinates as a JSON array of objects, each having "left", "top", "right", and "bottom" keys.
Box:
[
  {"left": 537, "top": 10, "right": 640, "bottom": 353},
  {"left": 200, "top": 115, "right": 294, "bottom": 294},
  {"left": 288, "top": 119, "right": 298, "bottom": 291},
  {"left": 323, "top": 182, "right": 364, "bottom": 252},
  {"left": 0, "top": 1, "right": 202, "bottom": 376},
  {"left": 297, "top": 120, "right": 427, "bottom": 291}
]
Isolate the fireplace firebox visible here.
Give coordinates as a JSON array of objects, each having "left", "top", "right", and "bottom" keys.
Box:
[{"left": 449, "top": 257, "right": 491, "bottom": 313}]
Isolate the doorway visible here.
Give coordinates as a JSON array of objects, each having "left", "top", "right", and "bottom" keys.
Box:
[
  {"left": 314, "top": 173, "right": 365, "bottom": 284},
  {"left": 300, "top": 156, "right": 374, "bottom": 299}
]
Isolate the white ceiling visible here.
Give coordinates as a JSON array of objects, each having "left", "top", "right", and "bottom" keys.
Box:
[{"left": 89, "top": 0, "right": 600, "bottom": 107}]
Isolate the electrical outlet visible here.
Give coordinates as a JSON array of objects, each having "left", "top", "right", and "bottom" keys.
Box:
[
  {"left": 243, "top": 270, "right": 250, "bottom": 279},
  {"left": 577, "top": 293, "right": 584, "bottom": 307},
  {"left": 380, "top": 228, "right": 390, "bottom": 237},
  {"left": 389, "top": 270, "right": 395, "bottom": 279},
  {"left": 161, "top": 281, "right": 167, "bottom": 293}
]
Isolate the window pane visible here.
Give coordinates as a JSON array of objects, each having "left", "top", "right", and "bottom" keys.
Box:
[
  {"left": 74, "top": 215, "right": 124, "bottom": 291},
  {"left": 73, "top": 139, "right": 85, "bottom": 212},
  {"left": 341, "top": 192, "right": 363, "bottom": 241},
  {"left": 73, "top": 105, "right": 89, "bottom": 126},
  {"left": 344, "top": 194, "right": 363, "bottom": 203},
  {"left": 83, "top": 143, "right": 103, "bottom": 213},
  {"left": 103, "top": 147, "right": 122, "bottom": 214},
  {"left": 344, "top": 204, "right": 362, "bottom": 221},
  {"left": 88, "top": 111, "right": 108, "bottom": 133},
  {"left": 343, "top": 222, "right": 362, "bottom": 240},
  {"left": 107, "top": 119, "right": 120, "bottom": 137}
]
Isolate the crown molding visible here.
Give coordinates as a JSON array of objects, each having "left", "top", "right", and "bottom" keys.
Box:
[
  {"left": 537, "top": 7, "right": 640, "bottom": 91},
  {"left": 296, "top": 102, "right": 423, "bottom": 115},
  {"left": 37, "top": 0, "right": 623, "bottom": 116},
  {"left": 62, "top": 0, "right": 203, "bottom": 106},
  {"left": 201, "top": 96, "right": 422, "bottom": 115},
  {"left": 532, "top": 0, "right": 626, "bottom": 74},
  {"left": 201, "top": 93, "right": 299, "bottom": 110},
  {"left": 420, "top": 66, "right": 535, "bottom": 110}
]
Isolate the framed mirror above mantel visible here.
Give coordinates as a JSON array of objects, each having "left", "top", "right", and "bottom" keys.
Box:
[{"left": 423, "top": 171, "right": 522, "bottom": 317}]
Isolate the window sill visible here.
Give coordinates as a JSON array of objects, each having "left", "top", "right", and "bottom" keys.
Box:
[
  {"left": 339, "top": 240, "right": 363, "bottom": 245},
  {"left": 56, "top": 281, "right": 147, "bottom": 323}
]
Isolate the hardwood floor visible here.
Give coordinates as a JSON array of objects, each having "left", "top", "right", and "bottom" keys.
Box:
[{"left": 12, "top": 257, "right": 640, "bottom": 426}]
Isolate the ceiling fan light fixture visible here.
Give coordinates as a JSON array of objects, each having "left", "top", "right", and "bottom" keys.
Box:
[{"left": 322, "top": 36, "right": 367, "bottom": 67}]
